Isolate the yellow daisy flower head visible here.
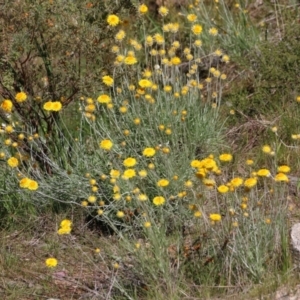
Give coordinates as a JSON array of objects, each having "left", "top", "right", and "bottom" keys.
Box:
[
  {"left": 60, "top": 219, "right": 72, "bottom": 228},
  {"left": 257, "top": 168, "right": 271, "bottom": 177},
  {"left": 43, "top": 101, "right": 54, "bottom": 111},
  {"left": 57, "top": 218, "right": 72, "bottom": 234},
  {"left": 230, "top": 177, "right": 243, "bottom": 188},
  {"left": 222, "top": 55, "right": 230, "bottom": 63},
  {"left": 124, "top": 55, "right": 137, "bottom": 65},
  {"left": 157, "top": 179, "right": 169, "bottom": 187},
  {"left": 7, "top": 157, "right": 19, "bottom": 168},
  {"left": 171, "top": 56, "right": 181, "bottom": 65},
  {"left": 110, "top": 169, "right": 120, "bottom": 178},
  {"left": 139, "top": 79, "right": 152, "bottom": 88},
  {"left": 113, "top": 193, "right": 121, "bottom": 200},
  {"left": 195, "top": 168, "right": 206, "bottom": 179},
  {"left": 187, "top": 14, "right": 197, "bottom": 22},
  {"left": 145, "top": 35, "right": 154, "bottom": 46},
  {"left": 154, "top": 33, "right": 165, "bottom": 45},
  {"left": 142, "top": 147, "right": 156, "bottom": 157},
  {"left": 144, "top": 221, "right": 151, "bottom": 228},
  {"left": 107, "top": 14, "right": 120, "bottom": 26},
  {"left": 277, "top": 165, "right": 290, "bottom": 173},
  {"left": 115, "top": 54, "right": 125, "bottom": 64},
  {"left": 52, "top": 101, "right": 62, "bottom": 111},
  {"left": 85, "top": 104, "right": 96, "bottom": 113},
  {"left": 244, "top": 177, "right": 257, "bottom": 189},
  {"left": 191, "top": 159, "right": 201, "bottom": 168},
  {"left": 203, "top": 178, "right": 216, "bottom": 188},
  {"left": 111, "top": 45, "right": 119, "bottom": 53},
  {"left": 214, "top": 49, "right": 223, "bottom": 56},
  {"left": 142, "top": 69, "right": 152, "bottom": 78},
  {"left": 19, "top": 177, "right": 31, "bottom": 188},
  {"left": 99, "top": 139, "right": 113, "bottom": 150},
  {"left": 148, "top": 163, "right": 155, "bottom": 169},
  {"left": 1, "top": 100, "right": 13, "bottom": 113},
  {"left": 219, "top": 153, "right": 233, "bottom": 162},
  {"left": 194, "top": 39, "right": 202, "bottom": 47},
  {"left": 27, "top": 179, "right": 39, "bottom": 191},
  {"left": 116, "top": 211, "right": 124, "bottom": 218},
  {"left": 97, "top": 94, "right": 111, "bottom": 104},
  {"left": 275, "top": 172, "right": 289, "bottom": 182},
  {"left": 138, "top": 193, "right": 148, "bottom": 201},
  {"left": 209, "top": 214, "right": 221, "bottom": 222},
  {"left": 153, "top": 196, "right": 165, "bottom": 206},
  {"left": 133, "top": 118, "right": 141, "bottom": 125},
  {"left": 115, "top": 30, "right": 126, "bottom": 41},
  {"left": 45, "top": 257, "right": 58, "bottom": 268},
  {"left": 139, "top": 4, "right": 148, "bottom": 14},
  {"left": 123, "top": 157, "right": 137, "bottom": 168},
  {"left": 192, "top": 24, "right": 203, "bottom": 35},
  {"left": 169, "top": 23, "right": 179, "bottom": 33},
  {"left": 240, "top": 203, "right": 247, "bottom": 210},
  {"left": 158, "top": 6, "right": 169, "bottom": 17},
  {"left": 122, "top": 168, "right": 136, "bottom": 179},
  {"left": 202, "top": 158, "right": 218, "bottom": 171},
  {"left": 164, "top": 85, "right": 172, "bottom": 93},
  {"left": 262, "top": 145, "right": 271, "bottom": 154},
  {"left": 15, "top": 92, "right": 27, "bottom": 103},
  {"left": 102, "top": 75, "right": 114, "bottom": 87},
  {"left": 209, "top": 27, "right": 218, "bottom": 36},
  {"left": 217, "top": 185, "right": 229, "bottom": 193},
  {"left": 88, "top": 195, "right": 97, "bottom": 203},
  {"left": 138, "top": 169, "right": 147, "bottom": 178},
  {"left": 172, "top": 41, "right": 180, "bottom": 49},
  {"left": 194, "top": 211, "right": 202, "bottom": 217},
  {"left": 246, "top": 159, "right": 254, "bottom": 166}
]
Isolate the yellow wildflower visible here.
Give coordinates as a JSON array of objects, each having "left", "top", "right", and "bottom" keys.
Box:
[
  {"left": 219, "top": 153, "right": 233, "bottom": 162},
  {"left": 142, "top": 147, "right": 156, "bottom": 157},
  {"left": 99, "top": 139, "right": 113, "bottom": 150},
  {"left": 153, "top": 196, "right": 165, "bottom": 206},
  {"left": 257, "top": 169, "right": 271, "bottom": 177},
  {"left": 102, "top": 75, "right": 114, "bottom": 87},
  {"left": 157, "top": 179, "right": 169, "bottom": 187},
  {"left": 15, "top": 92, "right": 27, "bottom": 103},
  {"left": 158, "top": 6, "right": 169, "bottom": 17},
  {"left": 275, "top": 173, "right": 289, "bottom": 182},
  {"left": 192, "top": 24, "right": 203, "bottom": 35},
  {"left": 7, "top": 157, "right": 19, "bottom": 168},
  {"left": 139, "top": 4, "right": 148, "bottom": 14},
  {"left": 45, "top": 258, "right": 58, "bottom": 268},
  {"left": 209, "top": 214, "right": 221, "bottom": 222},
  {"left": 107, "top": 14, "right": 120, "bottom": 26},
  {"left": 123, "top": 157, "right": 137, "bottom": 168},
  {"left": 277, "top": 165, "right": 290, "bottom": 173},
  {"left": 244, "top": 177, "right": 257, "bottom": 189},
  {"left": 1, "top": 100, "right": 13, "bottom": 112},
  {"left": 97, "top": 94, "right": 111, "bottom": 104},
  {"left": 217, "top": 185, "right": 229, "bottom": 193}
]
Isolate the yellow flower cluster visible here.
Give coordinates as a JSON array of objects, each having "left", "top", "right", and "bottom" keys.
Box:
[
  {"left": 57, "top": 219, "right": 72, "bottom": 235},
  {"left": 19, "top": 177, "right": 39, "bottom": 190},
  {"left": 43, "top": 101, "right": 62, "bottom": 112}
]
